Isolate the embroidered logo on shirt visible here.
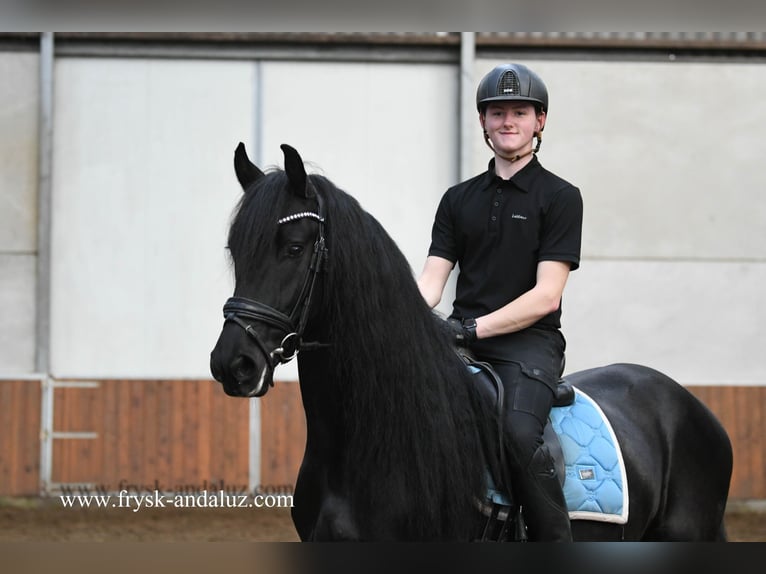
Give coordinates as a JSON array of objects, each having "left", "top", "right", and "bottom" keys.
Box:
[{"left": 511, "top": 213, "right": 527, "bottom": 220}]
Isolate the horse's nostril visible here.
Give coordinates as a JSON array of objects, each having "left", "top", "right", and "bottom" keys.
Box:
[
  {"left": 231, "top": 354, "right": 256, "bottom": 381},
  {"left": 210, "top": 353, "right": 224, "bottom": 383},
  {"left": 211, "top": 363, "right": 221, "bottom": 382}
]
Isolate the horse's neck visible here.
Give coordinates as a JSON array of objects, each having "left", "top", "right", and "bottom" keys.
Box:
[{"left": 297, "top": 350, "right": 345, "bottom": 438}]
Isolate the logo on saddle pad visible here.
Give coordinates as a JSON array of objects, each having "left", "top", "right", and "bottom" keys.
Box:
[{"left": 578, "top": 467, "right": 596, "bottom": 481}]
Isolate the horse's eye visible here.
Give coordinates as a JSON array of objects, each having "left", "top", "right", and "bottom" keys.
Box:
[{"left": 287, "top": 245, "right": 304, "bottom": 257}]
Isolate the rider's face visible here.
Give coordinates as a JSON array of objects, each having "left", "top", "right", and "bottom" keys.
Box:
[{"left": 480, "top": 101, "right": 545, "bottom": 158}]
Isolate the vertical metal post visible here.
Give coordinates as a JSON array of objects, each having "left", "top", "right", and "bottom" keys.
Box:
[
  {"left": 253, "top": 60, "right": 263, "bottom": 167},
  {"left": 459, "top": 32, "right": 476, "bottom": 182},
  {"left": 39, "top": 376, "right": 53, "bottom": 495},
  {"left": 249, "top": 398, "right": 261, "bottom": 494},
  {"left": 248, "top": 61, "right": 263, "bottom": 495},
  {"left": 36, "top": 32, "right": 54, "bottom": 374},
  {"left": 37, "top": 32, "right": 55, "bottom": 495}
]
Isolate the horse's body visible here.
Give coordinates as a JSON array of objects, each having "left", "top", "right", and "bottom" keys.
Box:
[{"left": 210, "top": 143, "right": 733, "bottom": 541}]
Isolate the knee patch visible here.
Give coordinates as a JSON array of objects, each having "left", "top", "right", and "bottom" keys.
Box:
[{"left": 510, "top": 379, "right": 555, "bottom": 425}]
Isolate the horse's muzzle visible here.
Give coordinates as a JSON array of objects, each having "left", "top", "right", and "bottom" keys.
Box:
[{"left": 210, "top": 339, "right": 274, "bottom": 398}]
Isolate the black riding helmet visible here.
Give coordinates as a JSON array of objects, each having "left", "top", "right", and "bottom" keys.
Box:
[{"left": 476, "top": 63, "right": 549, "bottom": 115}]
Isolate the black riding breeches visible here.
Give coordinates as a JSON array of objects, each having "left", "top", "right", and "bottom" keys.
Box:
[
  {"left": 468, "top": 326, "right": 565, "bottom": 466},
  {"left": 478, "top": 358, "right": 572, "bottom": 541},
  {"left": 469, "top": 327, "right": 572, "bottom": 541},
  {"left": 486, "top": 361, "right": 555, "bottom": 469}
]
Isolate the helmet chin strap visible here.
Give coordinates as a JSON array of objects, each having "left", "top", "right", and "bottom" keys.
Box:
[{"left": 483, "top": 130, "right": 543, "bottom": 163}]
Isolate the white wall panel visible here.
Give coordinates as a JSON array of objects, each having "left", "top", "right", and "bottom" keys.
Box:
[
  {"left": 51, "top": 58, "right": 254, "bottom": 378},
  {"left": 563, "top": 260, "right": 765, "bottom": 386},
  {"left": 0, "top": 52, "right": 38, "bottom": 374},
  {"left": 0, "top": 255, "right": 36, "bottom": 373},
  {"left": 259, "top": 61, "right": 458, "bottom": 281},
  {"left": 0, "top": 52, "right": 38, "bottom": 253}
]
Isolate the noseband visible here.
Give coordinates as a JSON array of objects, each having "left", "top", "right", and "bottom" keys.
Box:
[{"left": 222, "top": 192, "right": 328, "bottom": 379}]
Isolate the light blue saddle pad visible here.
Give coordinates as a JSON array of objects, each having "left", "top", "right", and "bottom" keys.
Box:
[
  {"left": 549, "top": 387, "right": 629, "bottom": 524},
  {"left": 481, "top": 384, "right": 629, "bottom": 525}
]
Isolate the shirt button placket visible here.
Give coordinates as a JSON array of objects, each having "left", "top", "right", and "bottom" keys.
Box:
[{"left": 490, "top": 188, "right": 502, "bottom": 228}]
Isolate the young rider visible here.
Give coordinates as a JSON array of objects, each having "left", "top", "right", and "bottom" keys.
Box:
[{"left": 418, "top": 63, "right": 583, "bottom": 541}]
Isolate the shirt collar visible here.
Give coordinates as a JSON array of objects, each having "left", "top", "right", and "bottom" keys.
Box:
[{"left": 485, "top": 155, "right": 541, "bottom": 193}]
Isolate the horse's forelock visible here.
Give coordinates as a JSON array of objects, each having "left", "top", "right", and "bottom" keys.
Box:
[{"left": 228, "top": 171, "right": 293, "bottom": 260}]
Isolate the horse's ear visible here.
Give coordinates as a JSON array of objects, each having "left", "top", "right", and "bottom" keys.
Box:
[
  {"left": 234, "top": 142, "right": 264, "bottom": 193},
  {"left": 281, "top": 143, "right": 315, "bottom": 199}
]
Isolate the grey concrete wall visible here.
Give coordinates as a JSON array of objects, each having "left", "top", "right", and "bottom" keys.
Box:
[
  {"left": 4, "top": 49, "right": 763, "bottom": 388},
  {"left": 0, "top": 52, "right": 38, "bottom": 374}
]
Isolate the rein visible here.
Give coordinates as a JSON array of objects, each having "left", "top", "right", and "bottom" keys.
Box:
[{"left": 222, "top": 192, "right": 329, "bottom": 381}]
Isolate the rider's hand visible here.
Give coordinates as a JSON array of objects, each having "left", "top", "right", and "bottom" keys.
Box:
[{"left": 444, "top": 317, "right": 478, "bottom": 347}]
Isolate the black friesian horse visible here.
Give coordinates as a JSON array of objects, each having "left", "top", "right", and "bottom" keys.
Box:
[{"left": 210, "top": 143, "right": 733, "bottom": 541}]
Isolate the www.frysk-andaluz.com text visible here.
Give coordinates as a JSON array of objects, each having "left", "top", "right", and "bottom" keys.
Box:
[{"left": 58, "top": 480, "right": 294, "bottom": 511}]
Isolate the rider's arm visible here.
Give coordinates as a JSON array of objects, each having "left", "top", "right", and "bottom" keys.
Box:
[
  {"left": 417, "top": 255, "right": 454, "bottom": 309},
  {"left": 475, "top": 260, "right": 571, "bottom": 339}
]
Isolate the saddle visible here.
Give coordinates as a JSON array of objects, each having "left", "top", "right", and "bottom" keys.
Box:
[
  {"left": 465, "top": 353, "right": 573, "bottom": 476},
  {"left": 462, "top": 351, "right": 574, "bottom": 407}
]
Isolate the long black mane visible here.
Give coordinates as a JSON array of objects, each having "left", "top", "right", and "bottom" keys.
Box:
[
  {"left": 318, "top": 174, "right": 504, "bottom": 539},
  {"left": 231, "top": 169, "right": 500, "bottom": 539}
]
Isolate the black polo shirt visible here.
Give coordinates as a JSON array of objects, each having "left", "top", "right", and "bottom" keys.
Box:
[{"left": 428, "top": 156, "right": 583, "bottom": 330}]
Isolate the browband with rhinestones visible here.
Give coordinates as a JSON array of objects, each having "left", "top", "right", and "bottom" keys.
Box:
[{"left": 277, "top": 212, "right": 325, "bottom": 225}]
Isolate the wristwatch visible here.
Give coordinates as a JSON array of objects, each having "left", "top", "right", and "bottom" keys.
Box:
[{"left": 462, "top": 318, "right": 478, "bottom": 342}]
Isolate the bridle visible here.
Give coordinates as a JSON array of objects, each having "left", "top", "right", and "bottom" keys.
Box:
[{"left": 221, "top": 191, "right": 328, "bottom": 387}]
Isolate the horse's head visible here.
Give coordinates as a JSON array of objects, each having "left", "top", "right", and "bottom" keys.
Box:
[{"left": 210, "top": 142, "right": 327, "bottom": 397}]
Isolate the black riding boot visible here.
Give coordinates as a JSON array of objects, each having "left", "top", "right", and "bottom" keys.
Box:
[{"left": 518, "top": 443, "right": 573, "bottom": 542}]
